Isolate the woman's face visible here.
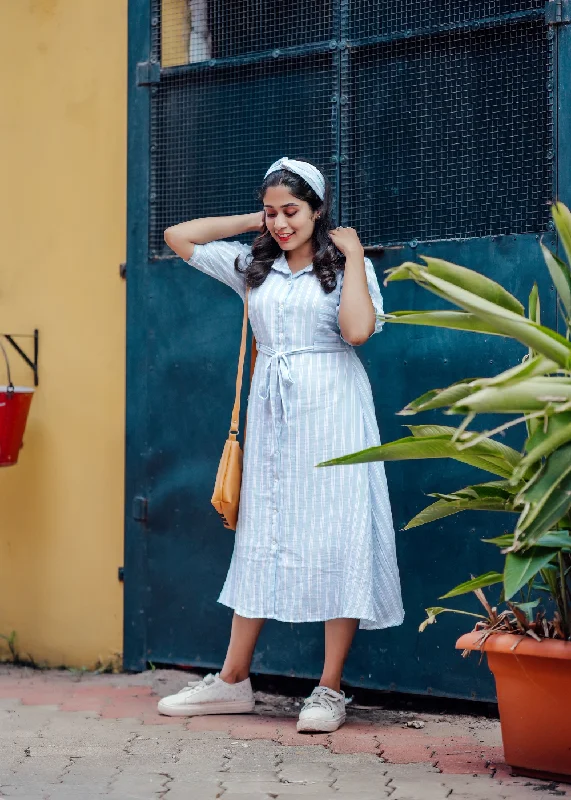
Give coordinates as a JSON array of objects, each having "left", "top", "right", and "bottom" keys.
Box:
[{"left": 263, "top": 184, "right": 318, "bottom": 253}]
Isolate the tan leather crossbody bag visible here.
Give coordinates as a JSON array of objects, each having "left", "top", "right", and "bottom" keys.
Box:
[{"left": 211, "top": 288, "right": 257, "bottom": 530}]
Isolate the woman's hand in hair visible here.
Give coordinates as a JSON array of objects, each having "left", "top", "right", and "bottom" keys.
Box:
[
  {"left": 251, "top": 210, "right": 266, "bottom": 232},
  {"left": 328, "top": 227, "right": 364, "bottom": 259}
]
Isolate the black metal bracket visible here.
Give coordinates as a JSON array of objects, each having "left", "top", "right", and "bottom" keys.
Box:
[
  {"left": 132, "top": 495, "right": 148, "bottom": 523},
  {"left": 545, "top": 0, "right": 571, "bottom": 24},
  {"left": 1, "top": 330, "right": 39, "bottom": 386}
]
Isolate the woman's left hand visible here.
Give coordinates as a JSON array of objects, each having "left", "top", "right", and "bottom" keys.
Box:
[{"left": 329, "top": 226, "right": 364, "bottom": 258}]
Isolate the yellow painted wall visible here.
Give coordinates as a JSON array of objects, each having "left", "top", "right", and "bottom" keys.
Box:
[
  {"left": 162, "top": 0, "right": 191, "bottom": 67},
  {"left": 0, "top": 0, "right": 127, "bottom": 667}
]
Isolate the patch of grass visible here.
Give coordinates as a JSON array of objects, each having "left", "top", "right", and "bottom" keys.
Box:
[
  {"left": 93, "top": 652, "right": 123, "bottom": 675},
  {"left": 0, "top": 631, "right": 18, "bottom": 662},
  {"left": 0, "top": 631, "right": 45, "bottom": 669},
  {"left": 1, "top": 635, "right": 123, "bottom": 675},
  {"left": 66, "top": 666, "right": 90, "bottom": 676}
]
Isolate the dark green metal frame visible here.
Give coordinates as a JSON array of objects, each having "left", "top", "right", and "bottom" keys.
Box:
[{"left": 125, "top": 0, "right": 153, "bottom": 671}]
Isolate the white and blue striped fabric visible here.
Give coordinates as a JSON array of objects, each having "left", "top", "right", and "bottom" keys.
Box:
[{"left": 188, "top": 241, "right": 404, "bottom": 630}]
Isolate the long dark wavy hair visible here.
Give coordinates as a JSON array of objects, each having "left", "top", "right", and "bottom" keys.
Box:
[{"left": 235, "top": 163, "right": 345, "bottom": 294}]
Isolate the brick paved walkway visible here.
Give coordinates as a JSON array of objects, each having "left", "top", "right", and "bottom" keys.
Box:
[{"left": 0, "top": 665, "right": 568, "bottom": 799}]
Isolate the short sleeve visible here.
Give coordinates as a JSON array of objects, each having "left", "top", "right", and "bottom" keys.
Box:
[
  {"left": 336, "top": 257, "right": 385, "bottom": 344},
  {"left": 187, "top": 240, "right": 250, "bottom": 300}
]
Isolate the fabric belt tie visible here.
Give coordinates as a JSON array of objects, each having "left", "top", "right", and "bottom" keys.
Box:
[{"left": 256, "top": 342, "right": 349, "bottom": 450}]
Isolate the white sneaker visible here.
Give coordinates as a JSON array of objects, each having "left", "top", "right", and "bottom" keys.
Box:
[
  {"left": 157, "top": 672, "right": 255, "bottom": 717},
  {"left": 296, "top": 686, "right": 347, "bottom": 733}
]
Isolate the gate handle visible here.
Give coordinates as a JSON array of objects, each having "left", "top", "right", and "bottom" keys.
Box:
[{"left": 0, "top": 337, "right": 14, "bottom": 395}]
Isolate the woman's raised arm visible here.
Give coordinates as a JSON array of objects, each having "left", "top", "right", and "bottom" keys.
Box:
[{"left": 164, "top": 212, "right": 264, "bottom": 261}]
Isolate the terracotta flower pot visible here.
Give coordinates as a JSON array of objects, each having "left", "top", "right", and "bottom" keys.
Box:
[{"left": 456, "top": 631, "right": 571, "bottom": 781}]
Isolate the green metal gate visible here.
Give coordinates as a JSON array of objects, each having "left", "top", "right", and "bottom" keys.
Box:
[{"left": 124, "top": 0, "right": 568, "bottom": 700}]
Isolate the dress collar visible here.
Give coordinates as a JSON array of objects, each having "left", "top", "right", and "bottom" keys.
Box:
[{"left": 271, "top": 252, "right": 314, "bottom": 278}]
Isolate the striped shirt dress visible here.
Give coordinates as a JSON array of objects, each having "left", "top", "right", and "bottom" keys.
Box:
[{"left": 189, "top": 240, "right": 405, "bottom": 631}]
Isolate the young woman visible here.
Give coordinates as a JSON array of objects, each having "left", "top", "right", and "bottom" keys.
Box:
[{"left": 158, "top": 157, "right": 404, "bottom": 733}]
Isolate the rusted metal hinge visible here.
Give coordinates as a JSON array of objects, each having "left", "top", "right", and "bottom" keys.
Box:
[{"left": 545, "top": 0, "right": 571, "bottom": 24}]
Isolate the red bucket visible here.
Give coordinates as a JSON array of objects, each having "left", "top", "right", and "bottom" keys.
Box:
[
  {"left": 0, "top": 385, "right": 34, "bottom": 466},
  {"left": 0, "top": 340, "right": 34, "bottom": 466}
]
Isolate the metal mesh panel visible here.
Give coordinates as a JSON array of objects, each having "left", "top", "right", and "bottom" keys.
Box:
[
  {"left": 342, "top": 18, "right": 554, "bottom": 243},
  {"left": 160, "top": 0, "right": 334, "bottom": 67},
  {"left": 150, "top": 55, "right": 337, "bottom": 257},
  {"left": 150, "top": 1, "right": 554, "bottom": 254},
  {"left": 349, "top": 0, "right": 545, "bottom": 38},
  {"left": 151, "top": 1, "right": 337, "bottom": 257}
]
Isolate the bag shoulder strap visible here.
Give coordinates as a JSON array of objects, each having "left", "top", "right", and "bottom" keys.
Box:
[{"left": 230, "top": 288, "right": 255, "bottom": 435}]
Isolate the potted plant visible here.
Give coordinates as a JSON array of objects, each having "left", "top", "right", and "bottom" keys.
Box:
[{"left": 319, "top": 202, "right": 571, "bottom": 781}]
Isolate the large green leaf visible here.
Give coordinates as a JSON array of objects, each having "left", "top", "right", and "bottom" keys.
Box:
[
  {"left": 515, "top": 443, "right": 571, "bottom": 546},
  {"left": 386, "top": 257, "right": 525, "bottom": 315},
  {"left": 541, "top": 244, "right": 571, "bottom": 320},
  {"left": 552, "top": 202, "right": 571, "bottom": 280},
  {"left": 440, "top": 571, "right": 503, "bottom": 599},
  {"left": 529, "top": 283, "right": 540, "bottom": 326},
  {"left": 399, "top": 381, "right": 478, "bottom": 414},
  {"left": 407, "top": 424, "right": 459, "bottom": 437},
  {"left": 421, "top": 257, "right": 526, "bottom": 315},
  {"left": 407, "top": 425, "right": 522, "bottom": 469},
  {"left": 533, "top": 531, "right": 571, "bottom": 550},
  {"left": 483, "top": 355, "right": 560, "bottom": 387},
  {"left": 504, "top": 548, "right": 559, "bottom": 600},
  {"left": 405, "top": 496, "right": 515, "bottom": 529},
  {"left": 385, "top": 263, "right": 571, "bottom": 368},
  {"left": 518, "top": 442, "right": 571, "bottom": 509},
  {"left": 451, "top": 379, "right": 571, "bottom": 414},
  {"left": 515, "top": 414, "right": 571, "bottom": 477},
  {"left": 406, "top": 480, "right": 517, "bottom": 528},
  {"left": 398, "top": 357, "right": 559, "bottom": 415},
  {"left": 430, "top": 480, "right": 518, "bottom": 499},
  {"left": 516, "top": 471, "right": 571, "bottom": 547},
  {"left": 526, "top": 411, "right": 571, "bottom": 453},
  {"left": 484, "top": 530, "right": 571, "bottom": 550},
  {"left": 482, "top": 533, "right": 516, "bottom": 546},
  {"left": 316, "top": 435, "right": 513, "bottom": 477},
  {"left": 468, "top": 456, "right": 519, "bottom": 478},
  {"left": 379, "top": 310, "right": 506, "bottom": 335}
]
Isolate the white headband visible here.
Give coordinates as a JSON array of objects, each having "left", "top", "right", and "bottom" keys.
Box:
[{"left": 264, "top": 157, "right": 326, "bottom": 200}]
